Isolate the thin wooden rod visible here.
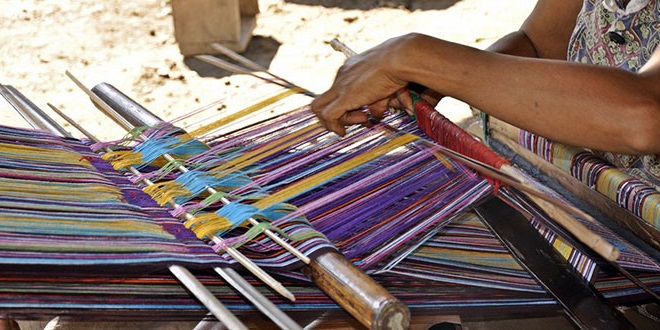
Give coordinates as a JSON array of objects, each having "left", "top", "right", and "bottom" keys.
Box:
[{"left": 65, "top": 70, "right": 296, "bottom": 302}]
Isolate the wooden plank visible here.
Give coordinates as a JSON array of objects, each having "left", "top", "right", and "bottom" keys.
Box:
[{"left": 171, "top": 0, "right": 257, "bottom": 55}]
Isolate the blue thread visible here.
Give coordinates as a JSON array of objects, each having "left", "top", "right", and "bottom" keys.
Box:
[{"left": 214, "top": 202, "right": 259, "bottom": 235}]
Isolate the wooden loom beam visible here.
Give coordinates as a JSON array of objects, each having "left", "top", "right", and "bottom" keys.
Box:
[{"left": 480, "top": 117, "right": 660, "bottom": 254}]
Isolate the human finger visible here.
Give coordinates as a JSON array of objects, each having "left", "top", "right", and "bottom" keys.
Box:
[
  {"left": 310, "top": 88, "right": 336, "bottom": 113},
  {"left": 311, "top": 90, "right": 339, "bottom": 132},
  {"left": 367, "top": 99, "right": 392, "bottom": 120},
  {"left": 340, "top": 109, "right": 370, "bottom": 126},
  {"left": 394, "top": 88, "right": 413, "bottom": 111}
]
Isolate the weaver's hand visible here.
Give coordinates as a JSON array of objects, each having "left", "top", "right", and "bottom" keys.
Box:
[{"left": 311, "top": 37, "right": 413, "bottom": 136}]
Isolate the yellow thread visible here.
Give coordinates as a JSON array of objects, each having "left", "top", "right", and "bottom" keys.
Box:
[
  {"left": 210, "top": 123, "right": 322, "bottom": 175},
  {"left": 0, "top": 177, "right": 123, "bottom": 202},
  {"left": 143, "top": 181, "right": 192, "bottom": 206},
  {"left": 415, "top": 246, "right": 524, "bottom": 270},
  {"left": 254, "top": 133, "right": 419, "bottom": 210},
  {"left": 552, "top": 238, "right": 573, "bottom": 260},
  {"left": 0, "top": 167, "right": 113, "bottom": 183},
  {"left": 430, "top": 151, "right": 455, "bottom": 171},
  {"left": 102, "top": 150, "right": 144, "bottom": 170},
  {"left": 0, "top": 142, "right": 94, "bottom": 167},
  {"left": 641, "top": 193, "right": 660, "bottom": 227},
  {"left": 189, "top": 89, "right": 302, "bottom": 138},
  {"left": 0, "top": 215, "right": 169, "bottom": 236},
  {"left": 184, "top": 212, "right": 218, "bottom": 229},
  {"left": 184, "top": 213, "right": 233, "bottom": 240},
  {"left": 595, "top": 168, "right": 624, "bottom": 201}
]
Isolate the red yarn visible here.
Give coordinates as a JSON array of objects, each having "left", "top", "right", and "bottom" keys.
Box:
[{"left": 415, "top": 99, "right": 509, "bottom": 185}]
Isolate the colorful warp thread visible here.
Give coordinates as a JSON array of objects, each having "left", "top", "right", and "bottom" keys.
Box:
[
  {"left": 0, "top": 97, "right": 658, "bottom": 318},
  {"left": 413, "top": 99, "right": 609, "bottom": 279},
  {"left": 379, "top": 212, "right": 544, "bottom": 293},
  {"left": 381, "top": 208, "right": 660, "bottom": 303},
  {"left": 1, "top": 209, "right": 656, "bottom": 318},
  {"left": 99, "top": 104, "right": 492, "bottom": 270},
  {"left": 0, "top": 126, "right": 228, "bottom": 268},
  {"left": 0, "top": 269, "right": 558, "bottom": 319},
  {"left": 519, "top": 132, "right": 660, "bottom": 228}
]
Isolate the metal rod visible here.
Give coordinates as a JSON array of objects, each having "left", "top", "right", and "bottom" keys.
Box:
[
  {"left": 0, "top": 84, "right": 72, "bottom": 138},
  {"left": 215, "top": 267, "right": 303, "bottom": 330},
  {"left": 194, "top": 55, "right": 311, "bottom": 97},
  {"left": 209, "top": 43, "right": 316, "bottom": 98},
  {"left": 92, "top": 83, "right": 164, "bottom": 127},
  {"left": 170, "top": 265, "right": 248, "bottom": 330}
]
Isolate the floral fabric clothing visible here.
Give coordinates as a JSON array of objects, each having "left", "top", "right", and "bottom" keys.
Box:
[{"left": 567, "top": 0, "right": 660, "bottom": 188}]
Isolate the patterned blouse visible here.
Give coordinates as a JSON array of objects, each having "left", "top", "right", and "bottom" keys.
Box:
[{"left": 567, "top": 0, "right": 660, "bottom": 188}]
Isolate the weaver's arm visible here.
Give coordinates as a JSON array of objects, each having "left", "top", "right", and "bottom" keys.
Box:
[{"left": 311, "top": 0, "right": 660, "bottom": 155}]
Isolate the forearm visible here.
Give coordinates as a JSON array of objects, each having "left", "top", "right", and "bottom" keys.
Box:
[
  {"left": 413, "top": 31, "right": 539, "bottom": 105},
  {"left": 485, "top": 30, "right": 539, "bottom": 58},
  {"left": 395, "top": 34, "right": 660, "bottom": 154}
]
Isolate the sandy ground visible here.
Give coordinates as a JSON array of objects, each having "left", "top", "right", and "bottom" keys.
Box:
[{"left": 0, "top": 0, "right": 536, "bottom": 142}]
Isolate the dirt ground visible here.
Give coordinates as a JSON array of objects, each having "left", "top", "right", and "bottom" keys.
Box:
[{"left": 0, "top": 0, "right": 536, "bottom": 141}]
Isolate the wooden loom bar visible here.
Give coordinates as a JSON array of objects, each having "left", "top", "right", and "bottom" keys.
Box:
[
  {"left": 483, "top": 118, "right": 660, "bottom": 252},
  {"left": 88, "top": 81, "right": 411, "bottom": 330}
]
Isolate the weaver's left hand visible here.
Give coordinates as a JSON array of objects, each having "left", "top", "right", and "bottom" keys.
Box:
[{"left": 311, "top": 37, "right": 414, "bottom": 136}]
